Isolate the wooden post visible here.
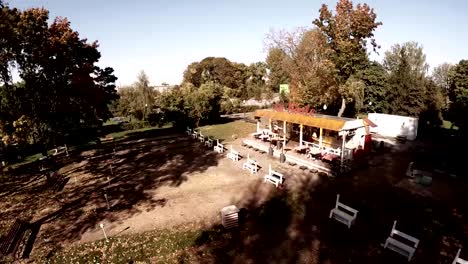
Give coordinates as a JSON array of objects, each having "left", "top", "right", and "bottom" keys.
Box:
[
  {"left": 341, "top": 131, "right": 346, "bottom": 166},
  {"left": 299, "top": 124, "right": 303, "bottom": 147},
  {"left": 283, "top": 121, "right": 287, "bottom": 147},
  {"left": 319, "top": 128, "right": 323, "bottom": 148}
]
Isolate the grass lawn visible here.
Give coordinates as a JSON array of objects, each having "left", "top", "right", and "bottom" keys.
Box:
[
  {"left": 442, "top": 120, "right": 459, "bottom": 130},
  {"left": 198, "top": 120, "right": 256, "bottom": 143},
  {"left": 44, "top": 228, "right": 212, "bottom": 264},
  {"left": 106, "top": 124, "right": 172, "bottom": 141}
]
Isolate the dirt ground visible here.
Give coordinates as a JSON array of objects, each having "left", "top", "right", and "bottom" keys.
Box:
[{"left": 1, "top": 127, "right": 468, "bottom": 263}]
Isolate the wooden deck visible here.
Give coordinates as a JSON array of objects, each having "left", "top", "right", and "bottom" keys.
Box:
[{"left": 242, "top": 139, "right": 332, "bottom": 175}]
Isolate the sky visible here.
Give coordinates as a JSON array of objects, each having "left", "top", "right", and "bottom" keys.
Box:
[{"left": 9, "top": 0, "right": 468, "bottom": 86}]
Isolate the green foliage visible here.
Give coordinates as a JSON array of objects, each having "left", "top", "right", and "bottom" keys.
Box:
[
  {"left": 0, "top": 6, "right": 118, "bottom": 149},
  {"left": 448, "top": 60, "right": 468, "bottom": 131},
  {"left": 356, "top": 61, "right": 390, "bottom": 113}
]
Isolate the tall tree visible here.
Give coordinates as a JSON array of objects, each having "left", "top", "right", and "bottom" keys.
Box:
[
  {"left": 265, "top": 47, "right": 290, "bottom": 93},
  {"left": 432, "top": 63, "right": 454, "bottom": 112},
  {"left": 383, "top": 42, "right": 429, "bottom": 116},
  {"left": 0, "top": 6, "right": 118, "bottom": 148},
  {"left": 356, "top": 61, "right": 390, "bottom": 113},
  {"left": 448, "top": 60, "right": 468, "bottom": 131},
  {"left": 313, "top": 0, "right": 382, "bottom": 116}
]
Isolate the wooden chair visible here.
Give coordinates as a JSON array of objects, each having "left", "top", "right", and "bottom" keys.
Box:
[
  {"left": 242, "top": 154, "right": 258, "bottom": 174},
  {"left": 329, "top": 194, "right": 358, "bottom": 228},
  {"left": 263, "top": 164, "right": 283, "bottom": 188},
  {"left": 227, "top": 145, "right": 240, "bottom": 162},
  {"left": 214, "top": 140, "right": 225, "bottom": 153},
  {"left": 453, "top": 248, "right": 468, "bottom": 264},
  {"left": 384, "top": 220, "right": 419, "bottom": 261}
]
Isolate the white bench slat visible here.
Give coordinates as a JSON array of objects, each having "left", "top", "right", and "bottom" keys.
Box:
[
  {"left": 329, "top": 194, "right": 358, "bottom": 229},
  {"left": 384, "top": 220, "right": 419, "bottom": 261}
]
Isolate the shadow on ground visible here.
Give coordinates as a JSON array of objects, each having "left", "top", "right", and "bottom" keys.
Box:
[
  {"left": 0, "top": 127, "right": 222, "bottom": 260},
  {"left": 188, "top": 150, "right": 468, "bottom": 264}
]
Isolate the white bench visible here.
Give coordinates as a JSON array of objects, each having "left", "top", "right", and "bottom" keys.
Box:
[
  {"left": 192, "top": 130, "right": 198, "bottom": 139},
  {"left": 264, "top": 164, "right": 283, "bottom": 188},
  {"left": 454, "top": 248, "right": 468, "bottom": 264},
  {"left": 227, "top": 145, "right": 240, "bottom": 162},
  {"left": 186, "top": 127, "right": 192, "bottom": 136},
  {"left": 52, "top": 145, "right": 68, "bottom": 156},
  {"left": 384, "top": 220, "right": 419, "bottom": 261},
  {"left": 205, "top": 138, "right": 213, "bottom": 148},
  {"left": 242, "top": 154, "right": 258, "bottom": 174},
  {"left": 214, "top": 140, "right": 225, "bottom": 153},
  {"left": 329, "top": 194, "right": 358, "bottom": 228},
  {"left": 198, "top": 132, "right": 205, "bottom": 143}
]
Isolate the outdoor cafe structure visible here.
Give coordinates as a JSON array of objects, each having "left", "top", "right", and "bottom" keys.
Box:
[{"left": 245, "top": 104, "right": 376, "bottom": 173}]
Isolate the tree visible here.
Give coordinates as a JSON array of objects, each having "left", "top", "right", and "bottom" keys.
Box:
[
  {"left": 448, "top": 60, "right": 468, "bottom": 131},
  {"left": 356, "top": 61, "right": 390, "bottom": 113},
  {"left": 313, "top": 0, "right": 382, "bottom": 116},
  {"left": 0, "top": 6, "right": 118, "bottom": 148},
  {"left": 432, "top": 63, "right": 454, "bottom": 112},
  {"left": 383, "top": 42, "right": 429, "bottom": 116},
  {"left": 265, "top": 47, "right": 290, "bottom": 93}
]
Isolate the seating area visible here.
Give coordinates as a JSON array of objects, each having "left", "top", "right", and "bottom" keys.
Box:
[
  {"left": 329, "top": 194, "right": 358, "bottom": 229},
  {"left": 0, "top": 219, "right": 30, "bottom": 257},
  {"left": 214, "top": 140, "right": 225, "bottom": 153},
  {"left": 227, "top": 145, "right": 240, "bottom": 162},
  {"left": 242, "top": 154, "right": 258, "bottom": 174},
  {"left": 263, "top": 164, "right": 284, "bottom": 188},
  {"left": 384, "top": 220, "right": 420, "bottom": 261}
]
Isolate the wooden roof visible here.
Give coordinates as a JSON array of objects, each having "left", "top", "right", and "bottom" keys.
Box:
[{"left": 254, "top": 109, "right": 374, "bottom": 131}]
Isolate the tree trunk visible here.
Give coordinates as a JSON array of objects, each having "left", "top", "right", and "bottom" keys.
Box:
[{"left": 337, "top": 98, "right": 346, "bottom": 117}]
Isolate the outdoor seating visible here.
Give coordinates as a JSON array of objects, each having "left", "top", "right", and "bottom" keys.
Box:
[
  {"left": 242, "top": 154, "right": 258, "bottom": 174},
  {"left": 198, "top": 131, "right": 205, "bottom": 143},
  {"left": 186, "top": 127, "right": 192, "bottom": 136},
  {"left": 214, "top": 140, "right": 225, "bottom": 153},
  {"left": 384, "top": 220, "right": 419, "bottom": 261},
  {"left": 453, "top": 248, "right": 468, "bottom": 264},
  {"left": 329, "top": 194, "right": 358, "bottom": 228},
  {"left": 192, "top": 130, "right": 198, "bottom": 139},
  {"left": 205, "top": 138, "right": 213, "bottom": 148},
  {"left": 47, "top": 171, "right": 67, "bottom": 192},
  {"left": 227, "top": 145, "right": 240, "bottom": 162},
  {"left": 52, "top": 145, "right": 68, "bottom": 156},
  {"left": 0, "top": 219, "right": 29, "bottom": 256},
  {"left": 263, "top": 164, "right": 284, "bottom": 188}
]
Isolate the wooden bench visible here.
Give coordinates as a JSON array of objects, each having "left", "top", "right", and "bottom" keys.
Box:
[
  {"left": 242, "top": 154, "right": 258, "bottom": 174},
  {"left": 384, "top": 220, "right": 419, "bottom": 261},
  {"left": 454, "top": 248, "right": 468, "bottom": 264},
  {"left": 0, "top": 219, "right": 29, "bottom": 257},
  {"left": 227, "top": 145, "right": 240, "bottom": 162},
  {"left": 205, "top": 138, "right": 213, "bottom": 148},
  {"left": 47, "top": 171, "right": 67, "bottom": 192},
  {"left": 329, "top": 194, "right": 358, "bottom": 228},
  {"left": 264, "top": 164, "right": 284, "bottom": 188},
  {"left": 214, "top": 140, "right": 225, "bottom": 153}
]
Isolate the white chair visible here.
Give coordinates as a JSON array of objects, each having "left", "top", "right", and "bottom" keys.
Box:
[
  {"left": 329, "top": 194, "right": 358, "bottom": 229},
  {"left": 242, "top": 154, "right": 258, "bottom": 174},
  {"left": 205, "top": 138, "right": 213, "bottom": 148},
  {"left": 214, "top": 140, "right": 225, "bottom": 153},
  {"left": 384, "top": 220, "right": 419, "bottom": 261},
  {"left": 264, "top": 164, "right": 283, "bottom": 188},
  {"left": 227, "top": 145, "right": 240, "bottom": 162},
  {"left": 453, "top": 248, "right": 468, "bottom": 264}
]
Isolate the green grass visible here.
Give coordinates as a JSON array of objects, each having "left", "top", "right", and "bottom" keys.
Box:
[
  {"left": 441, "top": 120, "right": 459, "bottom": 130},
  {"left": 107, "top": 124, "right": 172, "bottom": 140},
  {"left": 198, "top": 120, "right": 256, "bottom": 142},
  {"left": 4, "top": 152, "right": 44, "bottom": 171},
  {"left": 40, "top": 228, "right": 210, "bottom": 264}
]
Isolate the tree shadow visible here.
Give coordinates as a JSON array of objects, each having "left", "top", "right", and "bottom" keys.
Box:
[
  {"left": 0, "top": 131, "right": 222, "bottom": 260},
  {"left": 189, "top": 151, "right": 468, "bottom": 263}
]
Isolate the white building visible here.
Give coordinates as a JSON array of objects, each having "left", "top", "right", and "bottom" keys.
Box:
[{"left": 367, "top": 113, "right": 419, "bottom": 140}]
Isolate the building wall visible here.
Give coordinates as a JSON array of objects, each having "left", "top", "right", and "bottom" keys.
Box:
[{"left": 367, "top": 113, "right": 419, "bottom": 140}]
